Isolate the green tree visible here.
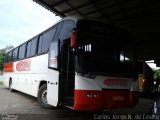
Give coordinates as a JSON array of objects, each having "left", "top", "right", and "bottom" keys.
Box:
[
  {"left": 153, "top": 69, "right": 160, "bottom": 92},
  {"left": 0, "top": 45, "right": 14, "bottom": 65},
  {"left": 0, "top": 50, "right": 5, "bottom": 65},
  {"left": 153, "top": 69, "right": 160, "bottom": 80}
]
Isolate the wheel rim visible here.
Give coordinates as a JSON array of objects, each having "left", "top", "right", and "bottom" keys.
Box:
[{"left": 41, "top": 90, "right": 47, "bottom": 104}]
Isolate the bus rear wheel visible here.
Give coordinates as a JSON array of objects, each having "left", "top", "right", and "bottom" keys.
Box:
[
  {"left": 9, "top": 80, "right": 14, "bottom": 92},
  {"left": 37, "top": 84, "right": 52, "bottom": 108}
]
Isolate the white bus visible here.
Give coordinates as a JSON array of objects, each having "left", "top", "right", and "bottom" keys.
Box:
[{"left": 3, "top": 16, "right": 138, "bottom": 111}]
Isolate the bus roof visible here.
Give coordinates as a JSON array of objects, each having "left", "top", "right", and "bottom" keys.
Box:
[{"left": 6, "top": 15, "right": 125, "bottom": 54}]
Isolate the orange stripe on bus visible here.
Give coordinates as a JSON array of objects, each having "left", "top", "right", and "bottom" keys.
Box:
[{"left": 3, "top": 63, "right": 14, "bottom": 72}]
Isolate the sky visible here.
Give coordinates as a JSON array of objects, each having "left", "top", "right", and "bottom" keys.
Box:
[
  {"left": 0, "top": 0, "right": 61, "bottom": 49},
  {"left": 146, "top": 60, "right": 160, "bottom": 70}
]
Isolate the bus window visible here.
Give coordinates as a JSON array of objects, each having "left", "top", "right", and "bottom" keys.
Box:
[
  {"left": 12, "top": 48, "right": 19, "bottom": 61},
  {"left": 8, "top": 51, "right": 12, "bottom": 62},
  {"left": 59, "top": 20, "right": 75, "bottom": 41},
  {"left": 42, "top": 28, "right": 56, "bottom": 53},
  {"left": 26, "top": 41, "right": 31, "bottom": 58},
  {"left": 5, "top": 53, "right": 8, "bottom": 63},
  {"left": 120, "top": 51, "right": 125, "bottom": 63},
  {"left": 38, "top": 28, "right": 56, "bottom": 54},
  {"left": 38, "top": 35, "right": 43, "bottom": 54},
  {"left": 119, "top": 50, "right": 134, "bottom": 63},
  {"left": 30, "top": 37, "right": 38, "bottom": 56},
  {"left": 125, "top": 49, "right": 133, "bottom": 62},
  {"left": 138, "top": 61, "right": 143, "bottom": 74},
  {"left": 4, "top": 55, "right": 7, "bottom": 63},
  {"left": 18, "top": 44, "right": 26, "bottom": 59}
]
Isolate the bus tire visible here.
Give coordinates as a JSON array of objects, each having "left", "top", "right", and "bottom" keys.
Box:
[
  {"left": 9, "top": 80, "right": 14, "bottom": 92},
  {"left": 37, "top": 84, "right": 52, "bottom": 108}
]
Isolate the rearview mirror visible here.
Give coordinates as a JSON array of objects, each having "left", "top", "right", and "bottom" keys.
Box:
[{"left": 71, "top": 32, "right": 76, "bottom": 48}]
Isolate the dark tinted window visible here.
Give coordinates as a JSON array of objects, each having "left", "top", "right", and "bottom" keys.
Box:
[
  {"left": 8, "top": 51, "right": 12, "bottom": 62},
  {"left": 30, "top": 37, "right": 38, "bottom": 56},
  {"left": 13, "top": 48, "right": 18, "bottom": 61},
  {"left": 26, "top": 41, "right": 31, "bottom": 57},
  {"left": 38, "top": 35, "right": 43, "bottom": 54},
  {"left": 38, "top": 27, "right": 56, "bottom": 54},
  {"left": 18, "top": 44, "right": 26, "bottom": 59},
  {"left": 4, "top": 54, "right": 8, "bottom": 63},
  {"left": 42, "top": 28, "right": 56, "bottom": 53},
  {"left": 138, "top": 61, "right": 143, "bottom": 74},
  {"left": 59, "top": 20, "right": 75, "bottom": 40}
]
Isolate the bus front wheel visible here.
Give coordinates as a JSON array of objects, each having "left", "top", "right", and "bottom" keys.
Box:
[{"left": 37, "top": 84, "right": 52, "bottom": 108}]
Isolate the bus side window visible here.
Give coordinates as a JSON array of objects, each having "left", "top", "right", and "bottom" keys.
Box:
[
  {"left": 5, "top": 53, "right": 9, "bottom": 63},
  {"left": 38, "top": 35, "right": 43, "bottom": 54},
  {"left": 38, "top": 27, "right": 56, "bottom": 54},
  {"left": 18, "top": 44, "right": 26, "bottom": 60},
  {"left": 13, "top": 48, "right": 19, "bottom": 61},
  {"left": 59, "top": 20, "right": 75, "bottom": 41},
  {"left": 42, "top": 28, "right": 56, "bottom": 53},
  {"left": 30, "top": 37, "right": 38, "bottom": 56},
  {"left": 26, "top": 41, "right": 31, "bottom": 58},
  {"left": 8, "top": 51, "right": 12, "bottom": 62},
  {"left": 120, "top": 51, "right": 125, "bottom": 63}
]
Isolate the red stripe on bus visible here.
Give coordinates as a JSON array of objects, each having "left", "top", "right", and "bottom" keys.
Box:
[
  {"left": 74, "top": 90, "right": 138, "bottom": 111},
  {"left": 3, "top": 63, "right": 14, "bottom": 72}
]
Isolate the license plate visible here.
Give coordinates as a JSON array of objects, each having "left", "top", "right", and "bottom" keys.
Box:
[{"left": 113, "top": 96, "right": 124, "bottom": 101}]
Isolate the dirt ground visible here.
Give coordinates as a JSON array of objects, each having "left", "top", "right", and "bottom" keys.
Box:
[
  {"left": 0, "top": 85, "right": 98, "bottom": 120},
  {"left": 0, "top": 84, "right": 158, "bottom": 120}
]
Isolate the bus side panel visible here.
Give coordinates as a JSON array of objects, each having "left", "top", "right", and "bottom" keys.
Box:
[
  {"left": 3, "top": 73, "right": 11, "bottom": 87},
  {"left": 3, "top": 54, "right": 49, "bottom": 98}
]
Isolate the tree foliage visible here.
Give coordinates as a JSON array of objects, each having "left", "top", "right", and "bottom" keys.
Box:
[
  {"left": 0, "top": 45, "right": 14, "bottom": 64},
  {"left": 153, "top": 69, "right": 160, "bottom": 80},
  {"left": 0, "top": 50, "right": 5, "bottom": 65}
]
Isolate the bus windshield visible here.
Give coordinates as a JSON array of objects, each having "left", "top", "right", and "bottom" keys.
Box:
[{"left": 75, "top": 20, "right": 136, "bottom": 77}]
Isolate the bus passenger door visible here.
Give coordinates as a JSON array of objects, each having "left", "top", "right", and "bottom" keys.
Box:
[
  {"left": 47, "top": 42, "right": 59, "bottom": 106},
  {"left": 60, "top": 40, "right": 75, "bottom": 106}
]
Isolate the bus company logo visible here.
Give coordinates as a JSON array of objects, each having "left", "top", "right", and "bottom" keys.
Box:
[
  {"left": 104, "top": 79, "right": 128, "bottom": 87},
  {"left": 16, "top": 59, "right": 31, "bottom": 71}
]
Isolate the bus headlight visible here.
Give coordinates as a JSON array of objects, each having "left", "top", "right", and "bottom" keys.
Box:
[
  {"left": 86, "top": 93, "right": 98, "bottom": 98},
  {"left": 86, "top": 93, "right": 92, "bottom": 97},
  {"left": 93, "top": 94, "right": 98, "bottom": 98}
]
